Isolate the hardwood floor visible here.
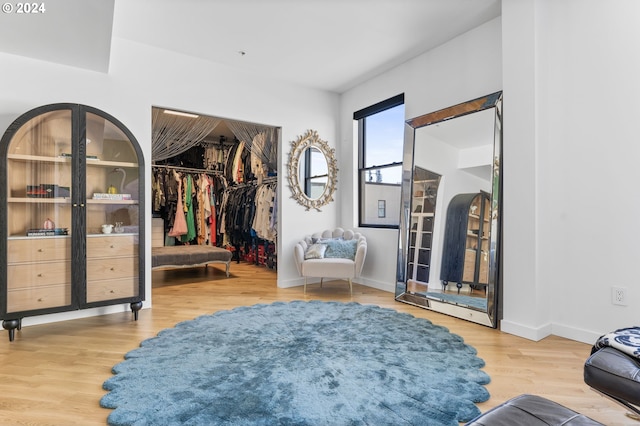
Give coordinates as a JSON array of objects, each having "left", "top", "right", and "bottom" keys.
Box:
[{"left": 0, "top": 261, "right": 629, "bottom": 425}]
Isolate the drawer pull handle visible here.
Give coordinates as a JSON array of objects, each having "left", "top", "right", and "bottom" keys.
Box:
[
  {"left": 110, "top": 290, "right": 115, "bottom": 293},
  {"left": 110, "top": 245, "right": 114, "bottom": 249},
  {"left": 37, "top": 273, "right": 42, "bottom": 277},
  {"left": 37, "top": 298, "right": 43, "bottom": 302},
  {"left": 38, "top": 249, "right": 43, "bottom": 252},
  {"left": 110, "top": 267, "right": 115, "bottom": 271}
]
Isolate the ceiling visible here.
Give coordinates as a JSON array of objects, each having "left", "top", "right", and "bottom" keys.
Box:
[{"left": 0, "top": 0, "right": 501, "bottom": 93}]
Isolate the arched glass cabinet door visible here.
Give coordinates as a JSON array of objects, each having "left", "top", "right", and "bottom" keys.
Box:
[{"left": 0, "top": 104, "right": 145, "bottom": 341}]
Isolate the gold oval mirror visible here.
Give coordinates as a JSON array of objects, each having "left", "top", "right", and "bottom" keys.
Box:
[{"left": 287, "top": 129, "right": 338, "bottom": 211}]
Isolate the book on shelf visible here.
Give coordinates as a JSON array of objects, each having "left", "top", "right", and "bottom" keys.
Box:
[
  {"left": 59, "top": 153, "right": 99, "bottom": 160},
  {"left": 26, "top": 228, "right": 69, "bottom": 237},
  {"left": 92, "top": 193, "right": 132, "bottom": 200}
]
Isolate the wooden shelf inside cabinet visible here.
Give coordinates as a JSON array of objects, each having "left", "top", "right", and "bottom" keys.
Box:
[
  {"left": 87, "top": 199, "right": 139, "bottom": 205},
  {"left": 468, "top": 213, "right": 489, "bottom": 222},
  {"left": 8, "top": 197, "right": 71, "bottom": 204},
  {"left": 8, "top": 235, "right": 71, "bottom": 241},
  {"left": 85, "top": 159, "right": 138, "bottom": 169},
  {"left": 8, "top": 153, "right": 138, "bottom": 170},
  {"left": 8, "top": 154, "right": 71, "bottom": 164}
]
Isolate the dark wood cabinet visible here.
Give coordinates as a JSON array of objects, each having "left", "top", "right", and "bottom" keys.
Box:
[
  {"left": 0, "top": 104, "right": 145, "bottom": 341},
  {"left": 440, "top": 192, "right": 490, "bottom": 293}
]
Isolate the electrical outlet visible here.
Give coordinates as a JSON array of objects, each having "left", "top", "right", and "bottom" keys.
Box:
[{"left": 612, "top": 286, "right": 628, "bottom": 306}]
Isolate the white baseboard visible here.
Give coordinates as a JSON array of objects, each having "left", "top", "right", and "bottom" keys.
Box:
[
  {"left": 500, "top": 319, "right": 553, "bottom": 341},
  {"left": 277, "top": 277, "right": 305, "bottom": 288},
  {"left": 358, "top": 277, "right": 395, "bottom": 293},
  {"left": 500, "top": 319, "right": 602, "bottom": 345},
  {"left": 551, "top": 323, "right": 601, "bottom": 345}
]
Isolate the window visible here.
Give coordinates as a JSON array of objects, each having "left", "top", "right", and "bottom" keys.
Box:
[{"left": 355, "top": 94, "right": 404, "bottom": 227}]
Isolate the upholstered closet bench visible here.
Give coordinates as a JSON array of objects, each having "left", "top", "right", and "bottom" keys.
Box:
[{"left": 151, "top": 246, "right": 232, "bottom": 277}]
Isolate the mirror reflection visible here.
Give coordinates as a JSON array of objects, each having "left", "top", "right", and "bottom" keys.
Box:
[
  {"left": 298, "top": 147, "right": 329, "bottom": 200},
  {"left": 396, "top": 92, "right": 502, "bottom": 328}
]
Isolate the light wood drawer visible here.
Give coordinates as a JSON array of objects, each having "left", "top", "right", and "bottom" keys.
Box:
[
  {"left": 86, "top": 277, "right": 139, "bottom": 303},
  {"left": 87, "top": 257, "right": 138, "bottom": 280},
  {"left": 7, "top": 238, "right": 71, "bottom": 263},
  {"left": 7, "top": 261, "right": 71, "bottom": 289},
  {"left": 87, "top": 235, "right": 138, "bottom": 258},
  {"left": 7, "top": 284, "right": 71, "bottom": 313}
]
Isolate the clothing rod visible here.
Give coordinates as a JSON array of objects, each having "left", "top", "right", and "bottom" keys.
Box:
[{"left": 152, "top": 164, "right": 223, "bottom": 174}]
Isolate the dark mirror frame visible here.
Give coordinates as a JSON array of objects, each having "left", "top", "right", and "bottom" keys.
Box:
[{"left": 395, "top": 92, "right": 502, "bottom": 328}]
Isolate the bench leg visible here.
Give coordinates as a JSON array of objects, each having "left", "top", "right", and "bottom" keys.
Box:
[{"left": 225, "top": 262, "right": 230, "bottom": 277}]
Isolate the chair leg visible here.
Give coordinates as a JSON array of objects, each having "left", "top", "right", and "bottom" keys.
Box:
[
  {"left": 348, "top": 278, "right": 353, "bottom": 295},
  {"left": 304, "top": 277, "right": 307, "bottom": 294},
  {"left": 320, "top": 278, "right": 323, "bottom": 288}
]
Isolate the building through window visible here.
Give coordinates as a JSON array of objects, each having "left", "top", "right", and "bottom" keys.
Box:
[{"left": 355, "top": 94, "right": 404, "bottom": 227}]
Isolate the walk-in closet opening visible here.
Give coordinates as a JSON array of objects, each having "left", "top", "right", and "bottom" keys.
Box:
[{"left": 150, "top": 106, "right": 279, "bottom": 290}]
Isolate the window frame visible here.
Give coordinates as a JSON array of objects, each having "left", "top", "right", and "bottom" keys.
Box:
[{"left": 354, "top": 93, "right": 405, "bottom": 229}]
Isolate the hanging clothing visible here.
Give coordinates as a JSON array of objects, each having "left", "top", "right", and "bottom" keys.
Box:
[
  {"left": 168, "top": 175, "right": 187, "bottom": 237},
  {"left": 181, "top": 174, "right": 197, "bottom": 243}
]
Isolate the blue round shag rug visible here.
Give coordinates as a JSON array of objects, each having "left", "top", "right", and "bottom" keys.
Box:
[{"left": 101, "top": 301, "right": 490, "bottom": 425}]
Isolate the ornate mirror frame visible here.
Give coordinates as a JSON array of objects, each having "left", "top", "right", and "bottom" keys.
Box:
[
  {"left": 287, "top": 129, "right": 338, "bottom": 211},
  {"left": 395, "top": 92, "right": 503, "bottom": 328}
]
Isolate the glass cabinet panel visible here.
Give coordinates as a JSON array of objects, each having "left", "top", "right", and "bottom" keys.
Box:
[
  {"left": 85, "top": 112, "right": 140, "bottom": 302},
  {"left": 5, "top": 109, "right": 73, "bottom": 312}
]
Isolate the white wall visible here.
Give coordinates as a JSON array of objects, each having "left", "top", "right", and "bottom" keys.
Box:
[
  {"left": 339, "top": 18, "right": 502, "bottom": 293},
  {"left": 502, "top": 0, "right": 640, "bottom": 344},
  {"left": 0, "top": 36, "right": 339, "bottom": 325}
]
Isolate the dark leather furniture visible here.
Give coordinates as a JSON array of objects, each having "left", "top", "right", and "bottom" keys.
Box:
[
  {"left": 467, "top": 329, "right": 640, "bottom": 425},
  {"left": 584, "top": 345, "right": 640, "bottom": 419},
  {"left": 465, "top": 394, "right": 604, "bottom": 425}
]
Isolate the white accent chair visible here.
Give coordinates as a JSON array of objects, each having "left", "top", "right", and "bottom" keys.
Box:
[{"left": 293, "top": 228, "right": 367, "bottom": 294}]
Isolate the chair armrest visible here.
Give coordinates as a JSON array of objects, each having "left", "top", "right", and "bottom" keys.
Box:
[
  {"left": 354, "top": 238, "right": 367, "bottom": 277},
  {"left": 294, "top": 242, "right": 306, "bottom": 276}
]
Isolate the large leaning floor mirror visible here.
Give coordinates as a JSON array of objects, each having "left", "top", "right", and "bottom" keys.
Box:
[{"left": 395, "top": 92, "right": 502, "bottom": 328}]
